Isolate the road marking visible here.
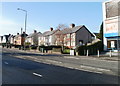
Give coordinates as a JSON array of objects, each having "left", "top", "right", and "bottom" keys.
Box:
[
  {"left": 46, "top": 59, "right": 62, "bottom": 64},
  {"left": 33, "top": 72, "right": 43, "bottom": 77},
  {"left": 64, "top": 56, "right": 79, "bottom": 59},
  {"left": 80, "top": 65, "right": 111, "bottom": 72},
  {"left": 96, "top": 68, "right": 111, "bottom": 71},
  {"left": 4, "top": 62, "right": 8, "bottom": 64}
]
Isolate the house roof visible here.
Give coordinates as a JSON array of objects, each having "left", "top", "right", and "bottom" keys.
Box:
[
  {"left": 3, "top": 35, "right": 10, "bottom": 41},
  {"left": 0, "top": 36, "right": 3, "bottom": 41},
  {"left": 27, "top": 33, "right": 33, "bottom": 38},
  {"left": 21, "top": 33, "right": 28, "bottom": 37},
  {"left": 56, "top": 25, "right": 95, "bottom": 37},
  {"left": 93, "top": 33, "right": 99, "bottom": 36},
  {"left": 38, "top": 32, "right": 43, "bottom": 37},
  {"left": 8, "top": 34, "right": 14, "bottom": 38},
  {"left": 27, "top": 32, "right": 42, "bottom": 38},
  {"left": 43, "top": 29, "right": 59, "bottom": 36},
  {"left": 56, "top": 25, "right": 84, "bottom": 35},
  {"left": 14, "top": 33, "right": 28, "bottom": 39}
]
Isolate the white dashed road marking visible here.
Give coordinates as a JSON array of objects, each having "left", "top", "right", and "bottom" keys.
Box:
[
  {"left": 4, "top": 62, "right": 8, "bottom": 64},
  {"left": 33, "top": 72, "right": 43, "bottom": 77}
]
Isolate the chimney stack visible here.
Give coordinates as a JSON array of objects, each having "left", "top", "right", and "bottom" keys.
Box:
[
  {"left": 34, "top": 30, "right": 37, "bottom": 33},
  {"left": 23, "top": 32, "right": 25, "bottom": 34},
  {"left": 50, "top": 27, "right": 53, "bottom": 31},
  {"left": 17, "top": 33, "right": 19, "bottom": 35},
  {"left": 70, "top": 23, "right": 75, "bottom": 28}
]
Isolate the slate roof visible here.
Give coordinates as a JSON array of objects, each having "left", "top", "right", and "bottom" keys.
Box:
[
  {"left": 0, "top": 36, "right": 3, "bottom": 40},
  {"left": 14, "top": 33, "right": 28, "bottom": 39},
  {"left": 3, "top": 35, "right": 10, "bottom": 42},
  {"left": 27, "top": 32, "right": 42, "bottom": 38},
  {"left": 21, "top": 33, "right": 28, "bottom": 37},
  {"left": 56, "top": 25, "right": 94, "bottom": 37},
  {"left": 38, "top": 32, "right": 43, "bottom": 37},
  {"left": 56, "top": 25, "right": 84, "bottom": 35},
  {"left": 27, "top": 33, "right": 33, "bottom": 38},
  {"left": 43, "top": 29, "right": 59, "bottom": 36}
]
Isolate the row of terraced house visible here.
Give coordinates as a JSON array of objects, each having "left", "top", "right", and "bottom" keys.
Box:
[{"left": 0, "top": 24, "right": 96, "bottom": 50}]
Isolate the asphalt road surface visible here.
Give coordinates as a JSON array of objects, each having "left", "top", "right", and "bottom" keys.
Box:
[{"left": 2, "top": 48, "right": 119, "bottom": 84}]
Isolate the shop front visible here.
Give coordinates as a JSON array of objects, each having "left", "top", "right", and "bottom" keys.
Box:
[{"left": 106, "top": 37, "right": 120, "bottom": 51}]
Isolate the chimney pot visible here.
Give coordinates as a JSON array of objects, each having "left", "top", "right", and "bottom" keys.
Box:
[
  {"left": 17, "top": 33, "right": 19, "bottom": 35},
  {"left": 34, "top": 30, "right": 37, "bottom": 33},
  {"left": 70, "top": 23, "right": 75, "bottom": 28},
  {"left": 23, "top": 32, "right": 25, "bottom": 34},
  {"left": 50, "top": 27, "right": 53, "bottom": 31}
]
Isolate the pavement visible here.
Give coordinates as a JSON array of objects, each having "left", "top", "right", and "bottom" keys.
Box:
[
  {"left": 2, "top": 48, "right": 119, "bottom": 84},
  {"left": 7, "top": 47, "right": 119, "bottom": 61}
]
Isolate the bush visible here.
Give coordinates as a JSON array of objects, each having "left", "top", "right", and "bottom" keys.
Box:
[
  {"left": 25, "top": 42, "right": 31, "bottom": 46},
  {"left": 62, "top": 49, "right": 70, "bottom": 54},
  {"left": 77, "top": 45, "right": 86, "bottom": 55},
  {"left": 39, "top": 45, "right": 62, "bottom": 52},
  {"left": 64, "top": 46, "right": 69, "bottom": 49},
  {"left": 30, "top": 45, "right": 38, "bottom": 50},
  {"left": 52, "top": 48, "right": 62, "bottom": 52},
  {"left": 77, "top": 41, "right": 103, "bottom": 55}
]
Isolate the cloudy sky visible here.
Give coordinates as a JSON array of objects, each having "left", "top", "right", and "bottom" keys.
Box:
[{"left": 0, "top": 1, "right": 106, "bottom": 36}]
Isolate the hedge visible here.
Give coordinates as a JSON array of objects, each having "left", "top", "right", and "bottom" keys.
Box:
[
  {"left": 39, "top": 45, "right": 62, "bottom": 52},
  {"left": 62, "top": 49, "right": 70, "bottom": 54},
  {"left": 52, "top": 48, "right": 61, "bottom": 52},
  {"left": 77, "top": 41, "right": 103, "bottom": 55}
]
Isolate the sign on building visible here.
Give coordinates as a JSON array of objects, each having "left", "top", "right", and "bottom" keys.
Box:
[
  {"left": 104, "top": 0, "right": 120, "bottom": 37},
  {"left": 104, "top": 18, "right": 118, "bottom": 37}
]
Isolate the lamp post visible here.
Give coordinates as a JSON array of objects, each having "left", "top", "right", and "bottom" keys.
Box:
[{"left": 17, "top": 8, "right": 27, "bottom": 50}]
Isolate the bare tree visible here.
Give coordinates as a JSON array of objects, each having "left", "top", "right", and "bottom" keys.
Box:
[
  {"left": 56, "top": 24, "right": 68, "bottom": 30},
  {"left": 55, "top": 24, "right": 68, "bottom": 45}
]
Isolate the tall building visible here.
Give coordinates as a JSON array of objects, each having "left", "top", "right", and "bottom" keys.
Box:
[{"left": 103, "top": 0, "right": 120, "bottom": 51}]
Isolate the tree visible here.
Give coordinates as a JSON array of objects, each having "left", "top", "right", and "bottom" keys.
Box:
[
  {"left": 56, "top": 24, "right": 69, "bottom": 51},
  {"left": 99, "top": 22, "right": 103, "bottom": 41},
  {"left": 96, "top": 22, "right": 103, "bottom": 40},
  {"left": 55, "top": 24, "right": 68, "bottom": 45},
  {"left": 98, "top": 22, "right": 104, "bottom": 51},
  {"left": 56, "top": 24, "right": 68, "bottom": 30}
]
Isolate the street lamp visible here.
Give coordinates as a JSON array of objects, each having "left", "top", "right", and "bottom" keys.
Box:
[
  {"left": 17, "top": 8, "right": 27, "bottom": 50},
  {"left": 17, "top": 8, "right": 27, "bottom": 33}
]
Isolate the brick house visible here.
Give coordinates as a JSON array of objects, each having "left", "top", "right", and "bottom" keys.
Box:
[
  {"left": 14, "top": 32, "right": 28, "bottom": 47},
  {"left": 56, "top": 24, "right": 95, "bottom": 49},
  {"left": 0, "top": 35, "right": 10, "bottom": 47},
  {"left": 0, "top": 36, "right": 3, "bottom": 45},
  {"left": 8, "top": 34, "right": 14, "bottom": 46},
  {"left": 25, "top": 30, "right": 42, "bottom": 46},
  {"left": 38, "top": 28, "right": 60, "bottom": 46}
]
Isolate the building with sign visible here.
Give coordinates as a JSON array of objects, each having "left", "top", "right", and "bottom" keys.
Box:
[{"left": 103, "top": 0, "right": 120, "bottom": 51}]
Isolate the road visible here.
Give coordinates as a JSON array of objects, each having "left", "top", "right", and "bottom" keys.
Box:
[{"left": 2, "top": 48, "right": 119, "bottom": 84}]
